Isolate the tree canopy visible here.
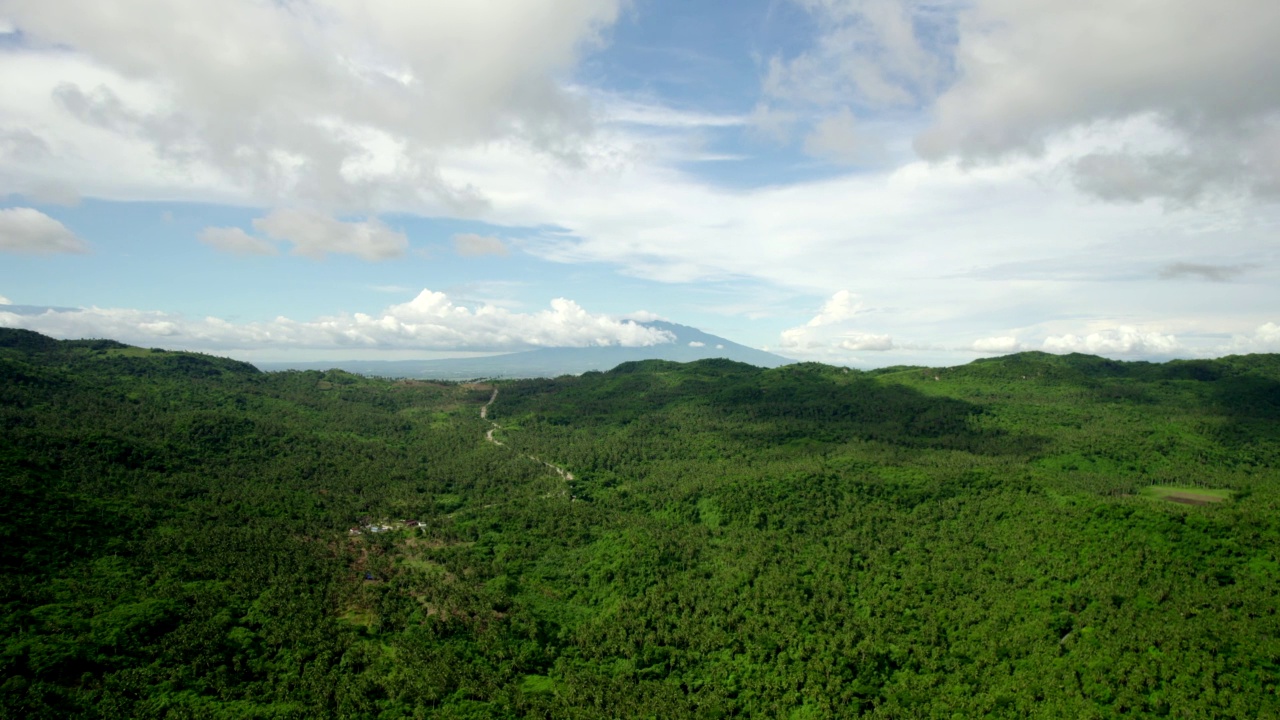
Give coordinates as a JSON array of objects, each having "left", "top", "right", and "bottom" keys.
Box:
[{"left": 3, "top": 329, "right": 1279, "bottom": 718}]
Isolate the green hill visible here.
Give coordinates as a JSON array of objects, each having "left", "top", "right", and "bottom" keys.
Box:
[{"left": 3, "top": 328, "right": 1279, "bottom": 717}]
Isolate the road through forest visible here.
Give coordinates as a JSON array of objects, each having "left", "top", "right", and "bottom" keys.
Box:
[{"left": 481, "top": 386, "right": 575, "bottom": 492}]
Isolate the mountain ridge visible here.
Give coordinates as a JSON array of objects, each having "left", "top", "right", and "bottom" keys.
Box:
[{"left": 254, "top": 320, "right": 794, "bottom": 378}]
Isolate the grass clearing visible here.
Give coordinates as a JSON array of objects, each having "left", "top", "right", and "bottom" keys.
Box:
[{"left": 1144, "top": 485, "right": 1233, "bottom": 506}]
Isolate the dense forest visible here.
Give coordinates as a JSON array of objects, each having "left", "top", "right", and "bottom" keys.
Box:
[{"left": 2, "top": 328, "right": 1279, "bottom": 718}]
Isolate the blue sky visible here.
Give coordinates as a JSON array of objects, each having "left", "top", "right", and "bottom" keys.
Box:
[{"left": 2, "top": 0, "right": 1279, "bottom": 365}]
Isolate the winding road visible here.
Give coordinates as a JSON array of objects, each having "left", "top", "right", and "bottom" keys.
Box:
[{"left": 481, "top": 387, "right": 575, "bottom": 491}]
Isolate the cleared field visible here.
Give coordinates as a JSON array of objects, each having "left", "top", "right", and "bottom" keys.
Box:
[{"left": 1144, "top": 485, "right": 1233, "bottom": 505}]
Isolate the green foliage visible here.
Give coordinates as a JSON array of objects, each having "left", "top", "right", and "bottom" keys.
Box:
[{"left": 3, "top": 329, "right": 1280, "bottom": 717}]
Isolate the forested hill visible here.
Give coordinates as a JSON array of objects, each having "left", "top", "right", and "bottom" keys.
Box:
[{"left": 3, "top": 328, "right": 1280, "bottom": 718}]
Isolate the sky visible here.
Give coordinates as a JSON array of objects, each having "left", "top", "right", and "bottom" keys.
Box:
[{"left": 1, "top": 0, "right": 1278, "bottom": 367}]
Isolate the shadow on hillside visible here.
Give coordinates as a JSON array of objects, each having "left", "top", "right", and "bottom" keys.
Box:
[
  {"left": 710, "top": 373, "right": 1047, "bottom": 456},
  {"left": 498, "top": 360, "right": 1048, "bottom": 457},
  {"left": 1210, "top": 376, "right": 1280, "bottom": 451}
]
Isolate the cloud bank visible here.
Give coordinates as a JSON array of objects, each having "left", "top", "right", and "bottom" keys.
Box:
[{"left": 0, "top": 289, "right": 674, "bottom": 353}]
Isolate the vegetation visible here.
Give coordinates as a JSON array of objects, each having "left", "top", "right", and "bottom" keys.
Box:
[{"left": 3, "top": 329, "right": 1279, "bottom": 717}]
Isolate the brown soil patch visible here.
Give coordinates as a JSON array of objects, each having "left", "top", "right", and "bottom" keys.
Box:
[{"left": 1163, "top": 493, "right": 1225, "bottom": 506}]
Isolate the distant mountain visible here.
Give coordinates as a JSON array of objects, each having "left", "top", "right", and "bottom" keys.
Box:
[{"left": 255, "top": 321, "right": 793, "bottom": 379}]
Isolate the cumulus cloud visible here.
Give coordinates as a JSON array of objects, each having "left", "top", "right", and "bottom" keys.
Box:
[
  {"left": 971, "top": 336, "right": 1023, "bottom": 354},
  {"left": 0, "top": 295, "right": 10, "bottom": 304},
  {"left": 764, "top": 0, "right": 1280, "bottom": 203},
  {"left": 1158, "top": 262, "right": 1256, "bottom": 283},
  {"left": 0, "top": 207, "right": 89, "bottom": 254},
  {"left": 915, "top": 0, "right": 1280, "bottom": 202},
  {"left": 805, "top": 290, "right": 864, "bottom": 327},
  {"left": 0, "top": 288, "right": 675, "bottom": 352},
  {"left": 253, "top": 209, "right": 407, "bottom": 261},
  {"left": 1255, "top": 323, "right": 1280, "bottom": 347},
  {"left": 688, "top": 341, "right": 705, "bottom": 347},
  {"left": 453, "top": 233, "right": 509, "bottom": 257},
  {"left": 780, "top": 290, "right": 894, "bottom": 356},
  {"left": 0, "top": 0, "right": 622, "bottom": 210},
  {"left": 199, "top": 226, "right": 278, "bottom": 256},
  {"left": 1222, "top": 322, "right": 1280, "bottom": 353},
  {"left": 1042, "top": 327, "right": 1182, "bottom": 356},
  {"left": 838, "top": 333, "right": 894, "bottom": 351}
]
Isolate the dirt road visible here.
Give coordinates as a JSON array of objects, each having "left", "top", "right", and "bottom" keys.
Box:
[{"left": 481, "top": 387, "right": 575, "bottom": 486}]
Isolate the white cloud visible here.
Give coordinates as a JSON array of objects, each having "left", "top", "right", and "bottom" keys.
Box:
[
  {"left": 838, "top": 333, "right": 894, "bottom": 351},
  {"left": 915, "top": 0, "right": 1280, "bottom": 203},
  {"left": 806, "top": 290, "right": 864, "bottom": 327},
  {"left": 0, "top": 0, "right": 622, "bottom": 210},
  {"left": 452, "top": 233, "right": 509, "bottom": 257},
  {"left": 199, "top": 226, "right": 278, "bottom": 256},
  {"left": 764, "top": 0, "right": 1280, "bottom": 204},
  {"left": 780, "top": 290, "right": 894, "bottom": 357},
  {"left": 1, "top": 2, "right": 1277, "bottom": 368},
  {"left": 1042, "top": 327, "right": 1182, "bottom": 356},
  {"left": 766, "top": 0, "right": 950, "bottom": 111},
  {"left": 0, "top": 288, "right": 675, "bottom": 352},
  {"left": 253, "top": 209, "right": 407, "bottom": 261},
  {"left": 596, "top": 94, "right": 747, "bottom": 129},
  {"left": 747, "top": 103, "right": 799, "bottom": 143},
  {"left": 0, "top": 294, "right": 10, "bottom": 304},
  {"left": 623, "top": 310, "right": 665, "bottom": 323},
  {"left": 688, "top": 341, "right": 705, "bottom": 347},
  {"left": 0, "top": 207, "right": 89, "bottom": 254},
  {"left": 1222, "top": 322, "right": 1280, "bottom": 354},
  {"left": 803, "top": 109, "right": 866, "bottom": 164},
  {"left": 1253, "top": 322, "right": 1280, "bottom": 345},
  {"left": 971, "top": 336, "right": 1023, "bottom": 354}
]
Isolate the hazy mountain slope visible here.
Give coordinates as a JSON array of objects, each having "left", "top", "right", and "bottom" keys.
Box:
[{"left": 256, "top": 320, "right": 793, "bottom": 378}]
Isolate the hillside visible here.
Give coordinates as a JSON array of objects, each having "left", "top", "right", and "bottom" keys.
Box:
[
  {"left": 255, "top": 321, "right": 793, "bottom": 379},
  {"left": 3, "top": 328, "right": 1280, "bottom": 718}
]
